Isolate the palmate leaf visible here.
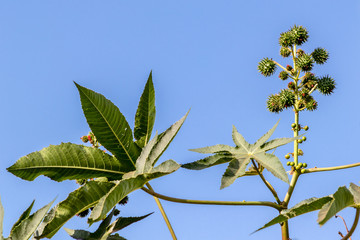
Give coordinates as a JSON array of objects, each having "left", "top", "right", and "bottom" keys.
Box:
[
  {"left": 37, "top": 181, "right": 115, "bottom": 238},
  {"left": 134, "top": 71, "right": 156, "bottom": 148},
  {"left": 255, "top": 196, "right": 332, "bottom": 233},
  {"left": 89, "top": 160, "right": 179, "bottom": 223},
  {"left": 184, "top": 120, "right": 296, "bottom": 188},
  {"left": 10, "top": 200, "right": 54, "bottom": 240},
  {"left": 75, "top": 82, "right": 140, "bottom": 171},
  {"left": 317, "top": 186, "right": 355, "bottom": 225},
  {"left": 7, "top": 143, "right": 125, "bottom": 182},
  {"left": 107, "top": 213, "right": 152, "bottom": 233},
  {"left": 349, "top": 183, "right": 360, "bottom": 205},
  {"left": 10, "top": 200, "right": 34, "bottom": 234}
]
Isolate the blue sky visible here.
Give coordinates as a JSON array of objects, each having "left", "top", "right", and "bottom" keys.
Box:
[{"left": 1, "top": 1, "right": 360, "bottom": 239}]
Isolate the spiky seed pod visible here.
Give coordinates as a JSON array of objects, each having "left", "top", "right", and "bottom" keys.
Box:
[
  {"left": 279, "top": 31, "right": 295, "bottom": 48},
  {"left": 81, "top": 136, "right": 88, "bottom": 143},
  {"left": 279, "top": 89, "right": 295, "bottom": 108},
  {"left": 279, "top": 71, "right": 289, "bottom": 80},
  {"left": 302, "top": 72, "right": 316, "bottom": 85},
  {"left": 118, "top": 196, "right": 129, "bottom": 205},
  {"left": 288, "top": 81, "right": 296, "bottom": 90},
  {"left": 300, "top": 88, "right": 309, "bottom": 99},
  {"left": 304, "top": 80, "right": 317, "bottom": 91},
  {"left": 280, "top": 47, "right": 291, "bottom": 57},
  {"left": 286, "top": 65, "right": 293, "bottom": 71},
  {"left": 266, "top": 94, "right": 283, "bottom": 113},
  {"left": 306, "top": 99, "right": 318, "bottom": 111},
  {"left": 312, "top": 48, "right": 329, "bottom": 64},
  {"left": 295, "top": 54, "right": 314, "bottom": 72},
  {"left": 316, "top": 75, "right": 335, "bottom": 95},
  {"left": 258, "top": 58, "right": 276, "bottom": 76},
  {"left": 77, "top": 209, "right": 89, "bottom": 218},
  {"left": 296, "top": 49, "right": 305, "bottom": 56},
  {"left": 290, "top": 25, "right": 309, "bottom": 45}
]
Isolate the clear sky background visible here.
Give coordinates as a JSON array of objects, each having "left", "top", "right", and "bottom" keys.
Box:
[{"left": 1, "top": 1, "right": 360, "bottom": 239}]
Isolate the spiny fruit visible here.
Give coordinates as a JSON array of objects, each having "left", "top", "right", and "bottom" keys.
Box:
[
  {"left": 279, "top": 89, "right": 295, "bottom": 108},
  {"left": 81, "top": 136, "right": 88, "bottom": 143},
  {"left": 290, "top": 25, "right": 309, "bottom": 45},
  {"left": 312, "top": 47, "right": 329, "bottom": 64},
  {"left": 316, "top": 75, "right": 335, "bottom": 95},
  {"left": 286, "top": 65, "right": 293, "bottom": 71},
  {"left": 266, "top": 94, "right": 283, "bottom": 113},
  {"left": 280, "top": 47, "right": 291, "bottom": 58},
  {"left": 258, "top": 58, "right": 277, "bottom": 76},
  {"left": 295, "top": 53, "right": 314, "bottom": 72},
  {"left": 279, "top": 71, "right": 289, "bottom": 80}
]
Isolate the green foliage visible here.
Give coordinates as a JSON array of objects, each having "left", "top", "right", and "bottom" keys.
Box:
[
  {"left": 65, "top": 208, "right": 152, "bottom": 240},
  {"left": 0, "top": 196, "right": 53, "bottom": 240},
  {"left": 183, "top": 121, "right": 301, "bottom": 189}
]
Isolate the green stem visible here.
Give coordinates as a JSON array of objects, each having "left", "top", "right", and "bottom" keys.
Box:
[
  {"left": 141, "top": 186, "right": 283, "bottom": 210},
  {"left": 341, "top": 208, "right": 360, "bottom": 240},
  {"left": 303, "top": 162, "right": 360, "bottom": 174},
  {"left": 146, "top": 183, "right": 177, "bottom": 240},
  {"left": 251, "top": 159, "right": 281, "bottom": 204},
  {"left": 294, "top": 111, "right": 299, "bottom": 165},
  {"left": 272, "top": 60, "right": 292, "bottom": 75},
  {"left": 281, "top": 221, "right": 290, "bottom": 240},
  {"left": 283, "top": 171, "right": 300, "bottom": 205}
]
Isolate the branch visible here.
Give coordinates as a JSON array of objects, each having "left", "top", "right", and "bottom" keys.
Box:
[
  {"left": 141, "top": 187, "right": 283, "bottom": 211},
  {"left": 251, "top": 159, "right": 281, "bottom": 204},
  {"left": 341, "top": 208, "right": 360, "bottom": 240},
  {"left": 302, "top": 162, "right": 360, "bottom": 174}
]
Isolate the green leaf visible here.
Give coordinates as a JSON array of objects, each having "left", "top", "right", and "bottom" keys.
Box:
[
  {"left": 0, "top": 196, "right": 4, "bottom": 240},
  {"left": 182, "top": 154, "right": 235, "bottom": 170},
  {"left": 232, "top": 126, "right": 251, "bottom": 151},
  {"left": 37, "top": 181, "right": 115, "bottom": 238},
  {"left": 253, "top": 153, "right": 289, "bottom": 184},
  {"left": 189, "top": 144, "right": 237, "bottom": 154},
  {"left": 260, "top": 136, "right": 302, "bottom": 152},
  {"left": 255, "top": 197, "right": 332, "bottom": 233},
  {"left": 89, "top": 160, "right": 179, "bottom": 223},
  {"left": 64, "top": 228, "right": 91, "bottom": 239},
  {"left": 146, "top": 111, "right": 189, "bottom": 168},
  {"left": 10, "top": 200, "right": 34, "bottom": 234},
  {"left": 75, "top": 82, "right": 139, "bottom": 171},
  {"left": 318, "top": 186, "right": 355, "bottom": 225},
  {"left": 349, "top": 183, "right": 360, "bottom": 205},
  {"left": 10, "top": 199, "right": 54, "bottom": 240},
  {"left": 253, "top": 120, "right": 280, "bottom": 149},
  {"left": 7, "top": 143, "right": 125, "bottom": 182},
  {"left": 221, "top": 157, "right": 251, "bottom": 189},
  {"left": 107, "top": 213, "right": 152, "bottom": 233},
  {"left": 134, "top": 71, "right": 156, "bottom": 148}
]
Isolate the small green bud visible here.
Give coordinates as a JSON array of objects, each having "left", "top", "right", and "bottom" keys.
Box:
[
  {"left": 298, "top": 139, "right": 303, "bottom": 143},
  {"left": 285, "top": 154, "right": 290, "bottom": 159},
  {"left": 296, "top": 49, "right": 305, "bottom": 56},
  {"left": 286, "top": 65, "right": 293, "bottom": 71},
  {"left": 81, "top": 136, "right": 88, "bottom": 143},
  {"left": 288, "top": 81, "right": 296, "bottom": 90},
  {"left": 298, "top": 149, "right": 304, "bottom": 156},
  {"left": 291, "top": 123, "right": 296, "bottom": 128},
  {"left": 295, "top": 165, "right": 301, "bottom": 170},
  {"left": 258, "top": 58, "right": 277, "bottom": 77},
  {"left": 301, "top": 169, "right": 306, "bottom": 174},
  {"left": 286, "top": 161, "right": 291, "bottom": 166},
  {"left": 303, "top": 163, "right": 308, "bottom": 168},
  {"left": 290, "top": 162, "right": 295, "bottom": 166},
  {"left": 298, "top": 163, "right": 303, "bottom": 167},
  {"left": 302, "top": 136, "right": 307, "bottom": 141}
]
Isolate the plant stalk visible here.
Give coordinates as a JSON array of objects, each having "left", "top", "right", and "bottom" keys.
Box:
[
  {"left": 141, "top": 186, "right": 283, "bottom": 210},
  {"left": 281, "top": 221, "right": 290, "bottom": 240},
  {"left": 302, "top": 162, "right": 360, "bottom": 174},
  {"left": 251, "top": 159, "right": 281, "bottom": 204},
  {"left": 146, "top": 183, "right": 177, "bottom": 240},
  {"left": 341, "top": 208, "right": 360, "bottom": 240}
]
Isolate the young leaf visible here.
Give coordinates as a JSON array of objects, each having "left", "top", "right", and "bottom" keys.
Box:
[
  {"left": 317, "top": 186, "right": 355, "bottom": 225},
  {"left": 255, "top": 197, "right": 332, "bottom": 233},
  {"left": 252, "top": 153, "right": 288, "bottom": 184},
  {"left": 7, "top": 143, "right": 125, "bottom": 182},
  {"left": 349, "top": 183, "right": 360, "bottom": 205},
  {"left": 75, "top": 82, "right": 139, "bottom": 171},
  {"left": 64, "top": 228, "right": 91, "bottom": 239},
  {"left": 189, "top": 144, "right": 237, "bottom": 154},
  {"left": 134, "top": 71, "right": 156, "bottom": 148},
  {"left": 37, "top": 181, "right": 115, "bottom": 238},
  {"left": 10, "top": 199, "right": 54, "bottom": 240},
  {"left": 10, "top": 200, "right": 35, "bottom": 234}
]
